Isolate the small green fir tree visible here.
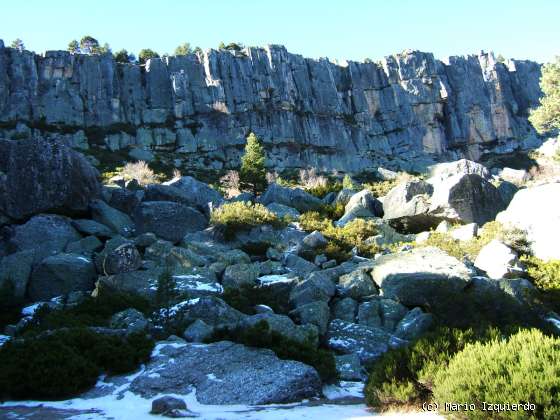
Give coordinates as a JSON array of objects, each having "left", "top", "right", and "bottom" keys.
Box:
[{"left": 239, "top": 132, "right": 267, "bottom": 196}]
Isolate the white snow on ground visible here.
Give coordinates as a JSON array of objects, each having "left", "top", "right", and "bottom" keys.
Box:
[
  {"left": 0, "top": 335, "right": 10, "bottom": 347},
  {"left": 258, "top": 274, "right": 294, "bottom": 285},
  {"left": 21, "top": 302, "right": 45, "bottom": 317},
  {"left": 0, "top": 376, "right": 443, "bottom": 419}
]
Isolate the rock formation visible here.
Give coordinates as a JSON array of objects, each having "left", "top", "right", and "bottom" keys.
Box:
[{"left": 0, "top": 42, "right": 542, "bottom": 173}]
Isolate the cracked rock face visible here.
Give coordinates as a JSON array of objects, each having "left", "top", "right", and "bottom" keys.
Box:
[{"left": 0, "top": 44, "right": 541, "bottom": 173}]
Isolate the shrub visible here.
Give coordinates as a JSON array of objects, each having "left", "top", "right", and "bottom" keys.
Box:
[
  {"left": 208, "top": 320, "right": 337, "bottom": 382},
  {"left": 21, "top": 289, "right": 151, "bottom": 335},
  {"left": 364, "top": 179, "right": 398, "bottom": 197},
  {"left": 0, "top": 280, "right": 24, "bottom": 329},
  {"left": 299, "top": 213, "right": 380, "bottom": 262},
  {"left": 422, "top": 232, "right": 465, "bottom": 260},
  {"left": 222, "top": 284, "right": 292, "bottom": 315},
  {"left": 121, "top": 161, "right": 159, "bottom": 186},
  {"left": 433, "top": 329, "right": 560, "bottom": 419},
  {"left": 0, "top": 328, "right": 154, "bottom": 400},
  {"left": 210, "top": 201, "right": 286, "bottom": 239},
  {"left": 342, "top": 174, "right": 359, "bottom": 190},
  {"left": 522, "top": 256, "right": 560, "bottom": 311},
  {"left": 365, "top": 326, "right": 503, "bottom": 410}
]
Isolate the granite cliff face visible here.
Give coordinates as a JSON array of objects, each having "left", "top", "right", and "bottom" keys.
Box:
[{"left": 0, "top": 40, "right": 542, "bottom": 173}]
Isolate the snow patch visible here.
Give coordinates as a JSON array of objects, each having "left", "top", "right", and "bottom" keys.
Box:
[{"left": 258, "top": 275, "right": 293, "bottom": 285}]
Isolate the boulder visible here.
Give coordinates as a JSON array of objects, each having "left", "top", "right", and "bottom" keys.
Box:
[
  {"left": 259, "top": 184, "right": 323, "bottom": 213},
  {"left": 474, "top": 240, "right": 523, "bottom": 279},
  {"left": 222, "top": 263, "right": 260, "bottom": 289},
  {"left": 371, "top": 247, "right": 472, "bottom": 307},
  {"left": 378, "top": 298, "right": 410, "bottom": 331},
  {"left": 357, "top": 299, "right": 382, "bottom": 328},
  {"left": 496, "top": 183, "right": 560, "bottom": 261},
  {"left": 336, "top": 190, "right": 383, "bottom": 226},
  {"left": 182, "top": 297, "right": 246, "bottom": 327},
  {"left": 266, "top": 203, "right": 300, "bottom": 220},
  {"left": 289, "top": 301, "right": 330, "bottom": 335},
  {"left": 101, "top": 243, "right": 142, "bottom": 275},
  {"left": 241, "top": 312, "right": 319, "bottom": 346},
  {"left": 382, "top": 180, "right": 437, "bottom": 233},
  {"left": 496, "top": 180, "right": 518, "bottom": 207},
  {"left": 172, "top": 273, "right": 223, "bottom": 299},
  {"left": 331, "top": 297, "right": 358, "bottom": 323},
  {"left": 0, "top": 138, "right": 100, "bottom": 220},
  {"left": 130, "top": 340, "right": 322, "bottom": 404},
  {"left": 333, "top": 189, "right": 357, "bottom": 206},
  {"left": 129, "top": 148, "right": 155, "bottom": 162},
  {"left": 338, "top": 269, "right": 378, "bottom": 299},
  {"left": 163, "top": 176, "right": 224, "bottom": 216},
  {"left": 335, "top": 353, "right": 367, "bottom": 381},
  {"left": 134, "top": 201, "right": 207, "bottom": 243},
  {"left": 90, "top": 200, "right": 135, "bottom": 237},
  {"left": 427, "top": 159, "right": 490, "bottom": 183},
  {"left": 28, "top": 253, "right": 96, "bottom": 301},
  {"left": 110, "top": 309, "right": 149, "bottom": 334},
  {"left": 394, "top": 308, "right": 433, "bottom": 341},
  {"left": 96, "top": 267, "right": 165, "bottom": 299},
  {"left": 326, "top": 319, "right": 392, "bottom": 363},
  {"left": 150, "top": 396, "right": 191, "bottom": 417},
  {"left": 108, "top": 187, "right": 143, "bottom": 215},
  {"left": 65, "top": 236, "right": 103, "bottom": 256},
  {"left": 537, "top": 136, "right": 560, "bottom": 158},
  {"left": 428, "top": 173, "right": 505, "bottom": 225},
  {"left": 289, "top": 271, "right": 336, "bottom": 307},
  {"left": 283, "top": 253, "right": 318, "bottom": 277},
  {"left": 377, "top": 167, "right": 399, "bottom": 181},
  {"left": 450, "top": 223, "right": 478, "bottom": 241},
  {"left": 499, "top": 167, "right": 529, "bottom": 185},
  {"left": 0, "top": 250, "right": 35, "bottom": 297},
  {"left": 183, "top": 319, "right": 214, "bottom": 343},
  {"left": 302, "top": 230, "right": 328, "bottom": 249},
  {"left": 71, "top": 219, "right": 114, "bottom": 238},
  {"left": 5, "top": 214, "right": 81, "bottom": 262}
]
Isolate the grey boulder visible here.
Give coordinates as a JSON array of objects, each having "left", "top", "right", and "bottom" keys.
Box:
[
  {"left": 130, "top": 340, "right": 322, "bottom": 404},
  {"left": 29, "top": 253, "right": 96, "bottom": 301},
  {"left": 0, "top": 137, "right": 100, "bottom": 220},
  {"left": 134, "top": 201, "right": 207, "bottom": 243},
  {"left": 371, "top": 247, "right": 472, "bottom": 307},
  {"left": 90, "top": 199, "right": 135, "bottom": 237},
  {"left": 336, "top": 189, "right": 383, "bottom": 227},
  {"left": 259, "top": 183, "right": 323, "bottom": 213},
  {"left": 327, "top": 319, "right": 392, "bottom": 363}
]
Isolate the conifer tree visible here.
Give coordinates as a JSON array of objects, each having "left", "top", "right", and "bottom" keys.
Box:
[
  {"left": 239, "top": 132, "right": 267, "bottom": 196},
  {"left": 529, "top": 57, "right": 560, "bottom": 134}
]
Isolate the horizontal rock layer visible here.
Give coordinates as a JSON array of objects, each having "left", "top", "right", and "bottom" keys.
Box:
[{"left": 0, "top": 43, "right": 542, "bottom": 172}]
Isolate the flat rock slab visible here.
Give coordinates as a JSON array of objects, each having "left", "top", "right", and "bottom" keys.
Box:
[{"left": 130, "top": 340, "right": 322, "bottom": 405}]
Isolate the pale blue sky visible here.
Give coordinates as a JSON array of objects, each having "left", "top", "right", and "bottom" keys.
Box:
[{"left": 2, "top": 0, "right": 558, "bottom": 63}]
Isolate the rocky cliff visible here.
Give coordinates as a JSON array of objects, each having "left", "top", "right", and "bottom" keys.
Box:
[{"left": 0, "top": 40, "right": 543, "bottom": 173}]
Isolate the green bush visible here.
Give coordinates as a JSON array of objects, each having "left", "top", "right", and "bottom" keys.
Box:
[
  {"left": 364, "top": 179, "right": 398, "bottom": 197},
  {"left": 222, "top": 284, "right": 291, "bottom": 315},
  {"left": 0, "top": 328, "right": 154, "bottom": 400},
  {"left": 434, "top": 329, "right": 560, "bottom": 419},
  {"left": 299, "top": 212, "right": 380, "bottom": 262},
  {"left": 0, "top": 280, "right": 24, "bottom": 329},
  {"left": 342, "top": 174, "right": 359, "bottom": 190},
  {"left": 208, "top": 320, "right": 337, "bottom": 383},
  {"left": 210, "top": 201, "right": 285, "bottom": 239},
  {"left": 365, "top": 326, "right": 503, "bottom": 410},
  {"left": 305, "top": 181, "right": 342, "bottom": 199},
  {"left": 21, "top": 289, "right": 151, "bottom": 335},
  {"left": 422, "top": 232, "right": 465, "bottom": 259},
  {"left": 522, "top": 256, "right": 560, "bottom": 311}
]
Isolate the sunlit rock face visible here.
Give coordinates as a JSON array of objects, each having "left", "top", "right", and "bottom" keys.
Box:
[{"left": 0, "top": 43, "right": 542, "bottom": 172}]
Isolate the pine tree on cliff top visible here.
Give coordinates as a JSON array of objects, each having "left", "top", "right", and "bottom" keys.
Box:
[{"left": 239, "top": 133, "right": 267, "bottom": 196}]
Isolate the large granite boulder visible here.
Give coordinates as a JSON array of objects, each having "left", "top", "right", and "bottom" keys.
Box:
[
  {"left": 427, "top": 159, "right": 491, "bottom": 183},
  {"left": 130, "top": 340, "right": 322, "bottom": 404},
  {"left": 338, "top": 269, "right": 379, "bottom": 299},
  {"left": 162, "top": 176, "right": 224, "bottom": 216},
  {"left": 428, "top": 173, "right": 506, "bottom": 225},
  {"left": 101, "top": 243, "right": 142, "bottom": 275},
  {"left": 336, "top": 190, "right": 383, "bottom": 226},
  {"left": 326, "top": 319, "right": 393, "bottom": 363},
  {"left": 289, "top": 271, "right": 336, "bottom": 307},
  {"left": 394, "top": 307, "right": 433, "bottom": 341},
  {"left": 474, "top": 240, "right": 523, "bottom": 279},
  {"left": 90, "top": 200, "right": 135, "bottom": 237},
  {"left": 241, "top": 312, "right": 319, "bottom": 345},
  {"left": 133, "top": 201, "right": 207, "bottom": 243},
  {"left": 289, "top": 301, "right": 330, "bottom": 335},
  {"left": 3, "top": 214, "right": 81, "bottom": 263},
  {"left": 382, "top": 180, "right": 437, "bottom": 233},
  {"left": 259, "top": 183, "right": 323, "bottom": 213},
  {"left": 497, "top": 183, "right": 560, "bottom": 261},
  {"left": 28, "top": 253, "right": 96, "bottom": 300},
  {"left": 0, "top": 138, "right": 100, "bottom": 220},
  {"left": 0, "top": 250, "right": 35, "bottom": 297},
  {"left": 370, "top": 247, "right": 473, "bottom": 307}
]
